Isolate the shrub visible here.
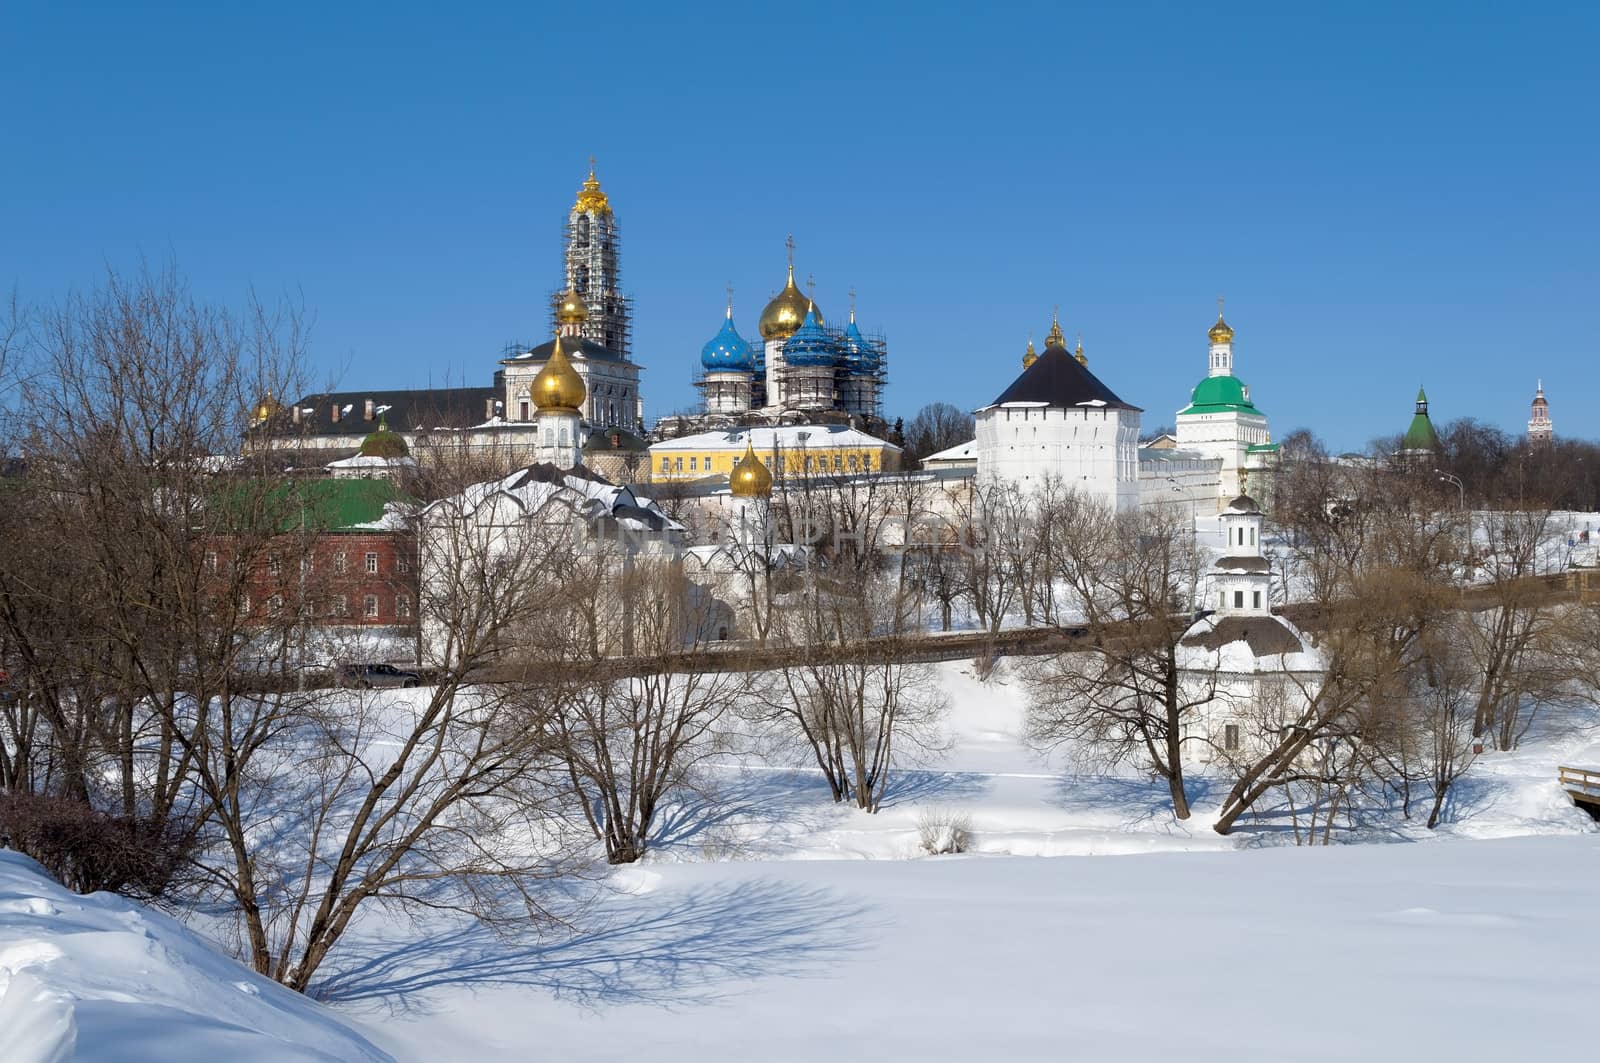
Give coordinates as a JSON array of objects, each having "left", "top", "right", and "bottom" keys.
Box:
[
  {"left": 917, "top": 807, "right": 973, "bottom": 855},
  {"left": 0, "top": 794, "right": 194, "bottom": 900}
]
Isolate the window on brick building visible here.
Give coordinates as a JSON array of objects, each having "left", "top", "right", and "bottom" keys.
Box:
[
  {"left": 204, "top": 551, "right": 217, "bottom": 574},
  {"left": 267, "top": 554, "right": 282, "bottom": 577},
  {"left": 332, "top": 595, "right": 348, "bottom": 617},
  {"left": 334, "top": 553, "right": 347, "bottom": 575},
  {"left": 397, "top": 552, "right": 411, "bottom": 574},
  {"left": 268, "top": 594, "right": 283, "bottom": 615},
  {"left": 365, "top": 552, "right": 378, "bottom": 574},
  {"left": 396, "top": 595, "right": 411, "bottom": 619},
  {"left": 364, "top": 595, "right": 379, "bottom": 618}
]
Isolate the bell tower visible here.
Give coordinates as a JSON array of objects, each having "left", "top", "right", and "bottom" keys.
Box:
[{"left": 562, "top": 159, "right": 631, "bottom": 358}]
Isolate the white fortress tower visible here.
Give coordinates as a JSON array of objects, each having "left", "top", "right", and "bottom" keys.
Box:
[{"left": 974, "top": 317, "right": 1142, "bottom": 512}]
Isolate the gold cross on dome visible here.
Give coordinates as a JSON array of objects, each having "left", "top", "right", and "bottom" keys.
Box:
[{"left": 785, "top": 234, "right": 795, "bottom": 268}]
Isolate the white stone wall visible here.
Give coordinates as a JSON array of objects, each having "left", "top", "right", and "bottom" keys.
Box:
[
  {"left": 975, "top": 403, "right": 1141, "bottom": 512},
  {"left": 1175, "top": 408, "right": 1271, "bottom": 500}
]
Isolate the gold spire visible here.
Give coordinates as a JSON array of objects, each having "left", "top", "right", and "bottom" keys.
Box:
[
  {"left": 556, "top": 285, "right": 589, "bottom": 325},
  {"left": 531, "top": 333, "right": 586, "bottom": 412},
  {"left": 1045, "top": 307, "right": 1066, "bottom": 350},
  {"left": 1208, "top": 295, "right": 1234, "bottom": 344},
  {"left": 1022, "top": 336, "right": 1037, "bottom": 369},
  {"left": 729, "top": 438, "right": 773, "bottom": 498},
  {"left": 1075, "top": 334, "right": 1087, "bottom": 367},
  {"left": 573, "top": 157, "right": 611, "bottom": 215}
]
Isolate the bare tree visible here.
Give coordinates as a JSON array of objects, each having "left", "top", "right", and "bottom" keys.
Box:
[
  {"left": 760, "top": 572, "right": 948, "bottom": 811},
  {"left": 1026, "top": 500, "right": 1208, "bottom": 818},
  {"left": 544, "top": 561, "right": 749, "bottom": 864}
]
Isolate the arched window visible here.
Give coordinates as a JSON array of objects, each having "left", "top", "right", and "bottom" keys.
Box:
[{"left": 575, "top": 216, "right": 590, "bottom": 244}]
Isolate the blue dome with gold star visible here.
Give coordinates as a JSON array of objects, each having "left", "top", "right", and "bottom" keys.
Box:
[
  {"left": 782, "top": 305, "right": 837, "bottom": 367},
  {"left": 701, "top": 309, "right": 755, "bottom": 372}
]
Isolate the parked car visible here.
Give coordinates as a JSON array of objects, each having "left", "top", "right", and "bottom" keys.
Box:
[{"left": 337, "top": 663, "right": 422, "bottom": 689}]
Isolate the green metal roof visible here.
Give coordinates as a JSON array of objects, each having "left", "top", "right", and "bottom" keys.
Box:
[
  {"left": 1178, "top": 374, "right": 1262, "bottom": 416},
  {"left": 1402, "top": 412, "right": 1439, "bottom": 452},
  {"left": 1245, "top": 442, "right": 1280, "bottom": 453},
  {"left": 216, "top": 478, "right": 408, "bottom": 533}
]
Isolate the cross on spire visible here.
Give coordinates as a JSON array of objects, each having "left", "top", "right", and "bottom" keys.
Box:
[
  {"left": 726, "top": 281, "right": 734, "bottom": 318},
  {"left": 848, "top": 286, "right": 857, "bottom": 323},
  {"left": 785, "top": 234, "right": 795, "bottom": 269},
  {"left": 1217, "top": 294, "right": 1225, "bottom": 319}
]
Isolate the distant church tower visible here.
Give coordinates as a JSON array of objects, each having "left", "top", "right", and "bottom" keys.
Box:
[
  {"left": 1528, "top": 380, "right": 1553, "bottom": 445},
  {"left": 561, "top": 160, "right": 631, "bottom": 359}
]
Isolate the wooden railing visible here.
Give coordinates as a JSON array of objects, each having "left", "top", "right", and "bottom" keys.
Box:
[{"left": 1558, "top": 766, "right": 1600, "bottom": 801}]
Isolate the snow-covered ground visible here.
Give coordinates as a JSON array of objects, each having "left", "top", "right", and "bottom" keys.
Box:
[
  {"left": 0, "top": 852, "right": 388, "bottom": 1062},
  {"left": 3, "top": 658, "right": 1597, "bottom": 1061}
]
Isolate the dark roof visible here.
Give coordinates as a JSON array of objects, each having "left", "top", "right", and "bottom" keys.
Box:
[
  {"left": 1182, "top": 615, "right": 1304, "bottom": 656},
  {"left": 583, "top": 427, "right": 649, "bottom": 453},
  {"left": 988, "top": 347, "right": 1140, "bottom": 412},
  {"left": 272, "top": 387, "right": 498, "bottom": 436},
  {"left": 516, "top": 336, "right": 628, "bottom": 365},
  {"left": 1222, "top": 493, "right": 1263, "bottom": 515},
  {"left": 1213, "top": 555, "right": 1272, "bottom": 573}
]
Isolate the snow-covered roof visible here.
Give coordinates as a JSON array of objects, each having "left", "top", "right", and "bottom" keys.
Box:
[
  {"left": 327, "top": 453, "right": 418, "bottom": 470},
  {"left": 1176, "top": 613, "right": 1324, "bottom": 675},
  {"left": 651, "top": 424, "right": 900, "bottom": 453},
  {"left": 425, "top": 464, "right": 684, "bottom": 534},
  {"left": 922, "top": 439, "right": 977, "bottom": 464}
]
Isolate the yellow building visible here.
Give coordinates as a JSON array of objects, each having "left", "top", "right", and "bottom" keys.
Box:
[{"left": 647, "top": 425, "right": 902, "bottom": 484}]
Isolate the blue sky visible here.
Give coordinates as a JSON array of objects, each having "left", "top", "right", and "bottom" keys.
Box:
[{"left": 4, "top": 1, "right": 1597, "bottom": 448}]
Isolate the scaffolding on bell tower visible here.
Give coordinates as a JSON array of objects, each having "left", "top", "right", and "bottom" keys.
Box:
[{"left": 555, "top": 160, "right": 633, "bottom": 359}]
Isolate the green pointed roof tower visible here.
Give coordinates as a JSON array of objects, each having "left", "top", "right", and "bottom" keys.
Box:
[{"left": 1402, "top": 387, "right": 1439, "bottom": 453}]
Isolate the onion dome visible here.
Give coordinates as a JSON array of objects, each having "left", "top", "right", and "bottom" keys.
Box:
[
  {"left": 729, "top": 439, "right": 773, "bottom": 498},
  {"left": 1208, "top": 312, "right": 1235, "bottom": 344},
  {"left": 782, "top": 304, "right": 837, "bottom": 367},
  {"left": 359, "top": 416, "right": 409, "bottom": 458},
  {"left": 1022, "top": 337, "right": 1037, "bottom": 369},
  {"left": 701, "top": 305, "right": 755, "bottom": 372},
  {"left": 1075, "top": 336, "right": 1087, "bottom": 367},
  {"left": 532, "top": 334, "right": 586, "bottom": 412},
  {"left": 252, "top": 390, "right": 282, "bottom": 424},
  {"left": 1044, "top": 311, "right": 1067, "bottom": 350},
  {"left": 556, "top": 286, "right": 589, "bottom": 325},
  {"left": 760, "top": 265, "right": 821, "bottom": 341},
  {"left": 573, "top": 164, "right": 611, "bottom": 215},
  {"left": 841, "top": 308, "right": 879, "bottom": 376}
]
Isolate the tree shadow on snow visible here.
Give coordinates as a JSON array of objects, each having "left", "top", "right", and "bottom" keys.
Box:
[
  {"left": 877, "top": 768, "right": 991, "bottom": 808},
  {"left": 1049, "top": 774, "right": 1222, "bottom": 832},
  {"left": 310, "top": 877, "right": 874, "bottom": 1016},
  {"left": 646, "top": 769, "right": 837, "bottom": 858}
]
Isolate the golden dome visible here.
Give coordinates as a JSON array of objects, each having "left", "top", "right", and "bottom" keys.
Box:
[
  {"left": 1208, "top": 314, "right": 1234, "bottom": 344},
  {"left": 532, "top": 335, "right": 586, "bottom": 413},
  {"left": 556, "top": 286, "right": 588, "bottom": 325},
  {"left": 1044, "top": 311, "right": 1067, "bottom": 350},
  {"left": 252, "top": 390, "right": 282, "bottom": 425},
  {"left": 1022, "top": 338, "right": 1037, "bottom": 369},
  {"left": 573, "top": 164, "right": 611, "bottom": 215},
  {"left": 1075, "top": 337, "right": 1087, "bottom": 367},
  {"left": 729, "top": 439, "right": 773, "bottom": 498},
  {"left": 759, "top": 266, "right": 821, "bottom": 341}
]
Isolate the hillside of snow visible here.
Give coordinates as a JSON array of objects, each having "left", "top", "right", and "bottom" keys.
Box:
[{"left": 0, "top": 851, "right": 390, "bottom": 1063}]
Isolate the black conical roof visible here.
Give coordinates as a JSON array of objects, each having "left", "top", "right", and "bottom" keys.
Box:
[{"left": 988, "top": 347, "right": 1140, "bottom": 411}]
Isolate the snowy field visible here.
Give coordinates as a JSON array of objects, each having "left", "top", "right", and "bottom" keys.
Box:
[{"left": 2, "top": 657, "right": 1598, "bottom": 1061}]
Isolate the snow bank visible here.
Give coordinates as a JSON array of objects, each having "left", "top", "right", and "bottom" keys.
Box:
[{"left": 0, "top": 851, "right": 390, "bottom": 1063}]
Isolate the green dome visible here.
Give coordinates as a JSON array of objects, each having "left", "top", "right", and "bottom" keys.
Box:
[
  {"left": 1178, "top": 374, "right": 1262, "bottom": 416},
  {"left": 358, "top": 418, "right": 409, "bottom": 459}
]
